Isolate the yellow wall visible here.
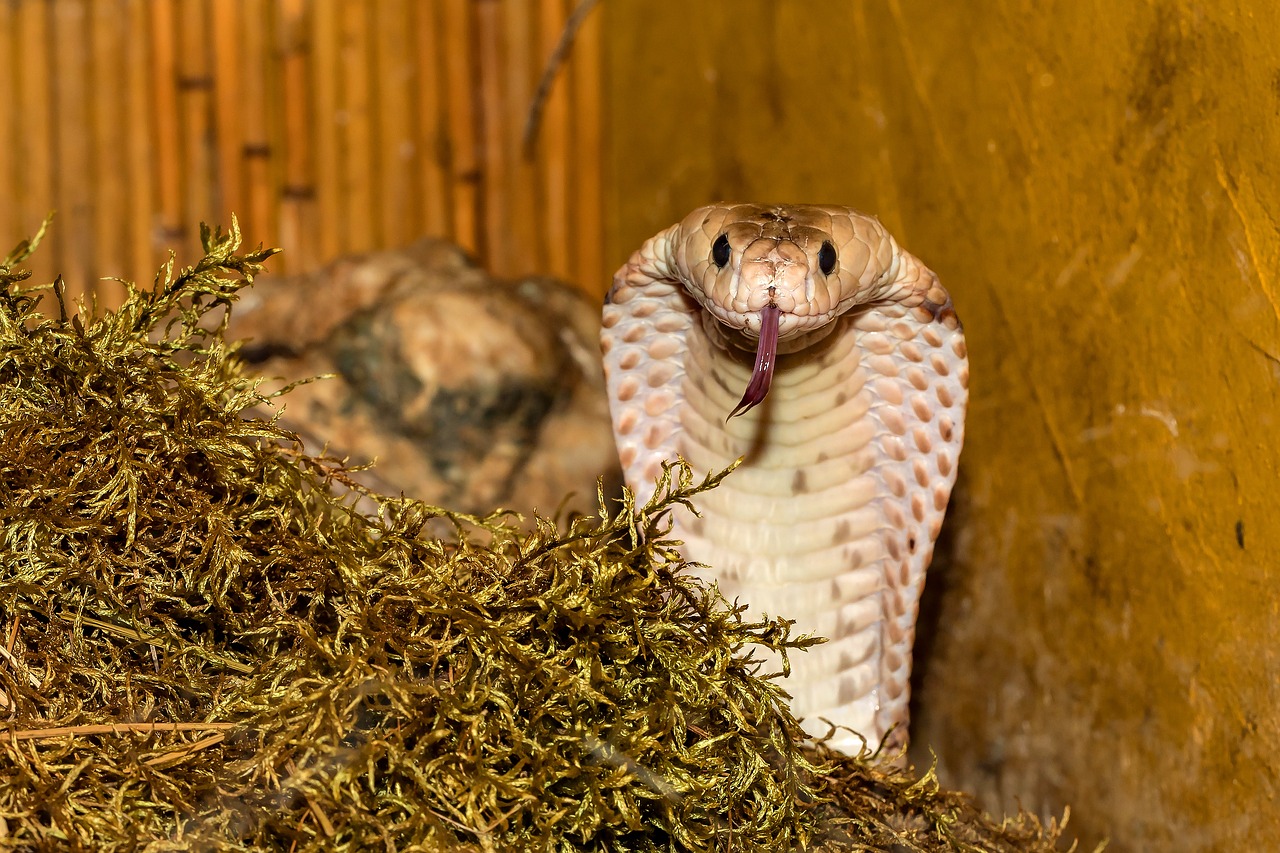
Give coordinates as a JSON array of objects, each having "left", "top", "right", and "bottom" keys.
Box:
[{"left": 604, "top": 2, "right": 1280, "bottom": 849}]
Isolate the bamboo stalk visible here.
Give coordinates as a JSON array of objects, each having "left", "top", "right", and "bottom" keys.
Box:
[
  {"left": 0, "top": 4, "right": 16, "bottom": 255},
  {"left": 177, "top": 0, "right": 215, "bottom": 267},
  {"left": 52, "top": 0, "right": 93, "bottom": 300},
  {"left": 374, "top": 0, "right": 418, "bottom": 249},
  {"left": 536, "top": 0, "right": 571, "bottom": 280},
  {"left": 9, "top": 1, "right": 609, "bottom": 307},
  {"left": 502, "top": 0, "right": 539, "bottom": 276},
  {"left": 211, "top": 1, "right": 245, "bottom": 229},
  {"left": 311, "top": 0, "right": 343, "bottom": 259},
  {"left": 412, "top": 2, "right": 450, "bottom": 239},
  {"left": 475, "top": 0, "right": 507, "bottom": 272},
  {"left": 240, "top": 0, "right": 277, "bottom": 264},
  {"left": 279, "top": 0, "right": 316, "bottom": 272},
  {"left": 14, "top": 1, "right": 55, "bottom": 286},
  {"left": 89, "top": 0, "right": 127, "bottom": 304},
  {"left": 339, "top": 0, "right": 376, "bottom": 252},
  {"left": 440, "top": 0, "right": 480, "bottom": 255},
  {"left": 569, "top": 0, "right": 604, "bottom": 295},
  {"left": 124, "top": 0, "right": 156, "bottom": 282},
  {"left": 149, "top": 0, "right": 183, "bottom": 246}
]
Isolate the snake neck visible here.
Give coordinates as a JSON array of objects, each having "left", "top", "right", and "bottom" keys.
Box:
[{"left": 673, "top": 310, "right": 898, "bottom": 749}]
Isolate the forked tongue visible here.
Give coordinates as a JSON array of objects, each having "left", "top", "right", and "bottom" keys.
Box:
[{"left": 728, "top": 303, "right": 780, "bottom": 419}]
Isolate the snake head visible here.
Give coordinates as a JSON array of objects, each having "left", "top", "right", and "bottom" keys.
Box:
[{"left": 674, "top": 203, "right": 901, "bottom": 418}]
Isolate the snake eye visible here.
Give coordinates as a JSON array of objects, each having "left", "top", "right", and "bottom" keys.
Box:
[
  {"left": 818, "top": 241, "right": 838, "bottom": 275},
  {"left": 711, "top": 233, "right": 731, "bottom": 269}
]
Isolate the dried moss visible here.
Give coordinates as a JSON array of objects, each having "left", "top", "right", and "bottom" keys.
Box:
[{"left": 0, "top": 221, "right": 1074, "bottom": 851}]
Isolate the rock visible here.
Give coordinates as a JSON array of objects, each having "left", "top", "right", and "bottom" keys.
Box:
[{"left": 229, "top": 239, "right": 621, "bottom": 518}]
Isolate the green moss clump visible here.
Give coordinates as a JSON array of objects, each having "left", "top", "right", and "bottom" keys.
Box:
[{"left": 0, "top": 221, "right": 1074, "bottom": 852}]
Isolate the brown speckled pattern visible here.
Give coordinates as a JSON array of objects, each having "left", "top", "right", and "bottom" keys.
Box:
[{"left": 601, "top": 204, "right": 967, "bottom": 755}]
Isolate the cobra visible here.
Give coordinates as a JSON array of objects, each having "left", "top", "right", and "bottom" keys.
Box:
[{"left": 600, "top": 203, "right": 968, "bottom": 755}]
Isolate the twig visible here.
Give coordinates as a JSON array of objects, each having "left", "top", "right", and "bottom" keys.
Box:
[
  {"left": 75, "top": 614, "right": 255, "bottom": 675},
  {"left": 0, "top": 644, "right": 40, "bottom": 689},
  {"left": 285, "top": 758, "right": 336, "bottom": 837},
  {"left": 142, "top": 731, "right": 227, "bottom": 767},
  {"left": 521, "top": 0, "right": 603, "bottom": 156},
  {"left": 1, "top": 721, "right": 238, "bottom": 743}
]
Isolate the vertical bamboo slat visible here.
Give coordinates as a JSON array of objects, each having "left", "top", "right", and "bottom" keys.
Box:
[
  {"left": 2, "top": 1, "right": 608, "bottom": 300},
  {"left": 15, "top": 3, "right": 56, "bottom": 285},
  {"left": 441, "top": 0, "right": 480, "bottom": 256},
  {"left": 279, "top": 0, "right": 316, "bottom": 268},
  {"left": 570, "top": 2, "right": 604, "bottom": 292},
  {"left": 149, "top": 0, "right": 183, "bottom": 245},
  {"left": 475, "top": 0, "right": 507, "bottom": 270},
  {"left": 210, "top": 2, "right": 245, "bottom": 226},
  {"left": 52, "top": 0, "right": 91, "bottom": 300},
  {"left": 89, "top": 0, "right": 127, "bottom": 304},
  {"left": 311, "top": 0, "right": 342, "bottom": 262},
  {"left": 239, "top": 3, "right": 277, "bottom": 260},
  {"left": 0, "top": 3, "right": 17, "bottom": 256},
  {"left": 177, "top": 0, "right": 215, "bottom": 257},
  {"left": 413, "top": 2, "right": 451, "bottom": 238},
  {"left": 536, "top": 0, "right": 571, "bottom": 280},
  {"left": 374, "top": 0, "right": 417, "bottom": 249},
  {"left": 502, "top": 2, "right": 540, "bottom": 274},
  {"left": 124, "top": 0, "right": 156, "bottom": 281},
  {"left": 339, "top": 1, "right": 376, "bottom": 252}
]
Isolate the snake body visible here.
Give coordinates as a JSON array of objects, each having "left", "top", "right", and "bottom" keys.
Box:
[{"left": 600, "top": 204, "right": 967, "bottom": 754}]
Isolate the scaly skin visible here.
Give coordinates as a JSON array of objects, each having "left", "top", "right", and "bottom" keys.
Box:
[{"left": 600, "top": 203, "right": 968, "bottom": 755}]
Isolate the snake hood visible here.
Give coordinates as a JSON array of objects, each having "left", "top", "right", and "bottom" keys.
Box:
[{"left": 602, "top": 202, "right": 967, "bottom": 756}]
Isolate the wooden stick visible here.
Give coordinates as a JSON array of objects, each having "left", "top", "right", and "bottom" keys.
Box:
[
  {"left": 0, "top": 644, "right": 39, "bottom": 689},
  {"left": 75, "top": 614, "right": 254, "bottom": 674},
  {"left": 142, "top": 731, "right": 227, "bottom": 767}
]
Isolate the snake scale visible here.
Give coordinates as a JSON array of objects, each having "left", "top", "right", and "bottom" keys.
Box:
[{"left": 600, "top": 203, "right": 968, "bottom": 755}]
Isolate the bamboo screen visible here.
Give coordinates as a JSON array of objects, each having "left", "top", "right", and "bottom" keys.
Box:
[{"left": 0, "top": 0, "right": 605, "bottom": 307}]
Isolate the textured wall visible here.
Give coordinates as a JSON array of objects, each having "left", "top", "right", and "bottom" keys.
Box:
[{"left": 603, "top": 2, "right": 1280, "bottom": 849}]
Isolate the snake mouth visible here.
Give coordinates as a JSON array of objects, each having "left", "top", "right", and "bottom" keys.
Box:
[{"left": 727, "top": 303, "right": 780, "bottom": 419}]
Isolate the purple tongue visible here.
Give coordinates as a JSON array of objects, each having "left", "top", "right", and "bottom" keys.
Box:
[{"left": 728, "top": 303, "right": 780, "bottom": 419}]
